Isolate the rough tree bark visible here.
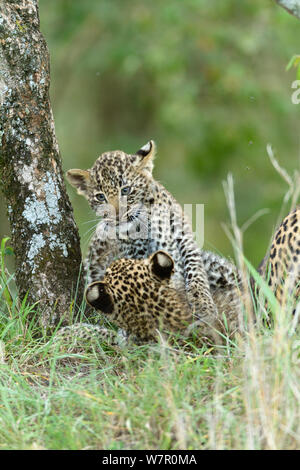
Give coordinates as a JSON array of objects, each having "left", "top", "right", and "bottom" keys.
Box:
[
  {"left": 0, "top": 0, "right": 83, "bottom": 328},
  {"left": 275, "top": 0, "right": 300, "bottom": 20}
]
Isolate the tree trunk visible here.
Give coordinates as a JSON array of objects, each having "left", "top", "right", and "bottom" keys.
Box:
[
  {"left": 0, "top": 0, "right": 83, "bottom": 328},
  {"left": 275, "top": 0, "right": 300, "bottom": 20}
]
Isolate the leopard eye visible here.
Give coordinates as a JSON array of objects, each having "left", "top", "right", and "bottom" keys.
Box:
[
  {"left": 95, "top": 193, "right": 106, "bottom": 202},
  {"left": 121, "top": 186, "right": 131, "bottom": 196}
]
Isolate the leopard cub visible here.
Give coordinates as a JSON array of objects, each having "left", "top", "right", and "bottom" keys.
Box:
[
  {"left": 66, "top": 141, "right": 220, "bottom": 328},
  {"left": 258, "top": 206, "right": 300, "bottom": 313},
  {"left": 85, "top": 250, "right": 243, "bottom": 344}
]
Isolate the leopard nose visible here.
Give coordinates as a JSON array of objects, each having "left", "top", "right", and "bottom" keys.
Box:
[
  {"left": 108, "top": 198, "right": 119, "bottom": 217},
  {"left": 114, "top": 205, "right": 119, "bottom": 217}
]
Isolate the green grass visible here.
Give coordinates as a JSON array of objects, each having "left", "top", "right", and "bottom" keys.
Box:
[
  {"left": 1, "top": 166, "right": 300, "bottom": 451},
  {"left": 0, "top": 271, "right": 300, "bottom": 450}
]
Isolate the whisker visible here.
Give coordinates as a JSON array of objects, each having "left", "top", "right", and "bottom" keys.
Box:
[
  {"left": 135, "top": 217, "right": 148, "bottom": 231},
  {"left": 82, "top": 218, "right": 100, "bottom": 225},
  {"left": 83, "top": 223, "right": 99, "bottom": 238}
]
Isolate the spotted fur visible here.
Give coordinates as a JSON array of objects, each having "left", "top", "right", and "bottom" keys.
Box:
[
  {"left": 84, "top": 250, "right": 243, "bottom": 344},
  {"left": 53, "top": 199, "right": 300, "bottom": 350},
  {"left": 67, "top": 141, "right": 222, "bottom": 327},
  {"left": 50, "top": 323, "right": 123, "bottom": 351},
  {"left": 258, "top": 206, "right": 300, "bottom": 312}
]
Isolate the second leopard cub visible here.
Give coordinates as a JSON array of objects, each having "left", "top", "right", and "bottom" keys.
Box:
[
  {"left": 67, "top": 141, "right": 220, "bottom": 328},
  {"left": 85, "top": 250, "right": 242, "bottom": 344}
]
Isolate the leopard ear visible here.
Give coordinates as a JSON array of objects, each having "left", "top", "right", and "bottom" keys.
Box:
[
  {"left": 135, "top": 140, "right": 156, "bottom": 175},
  {"left": 150, "top": 250, "right": 174, "bottom": 281},
  {"left": 85, "top": 282, "right": 114, "bottom": 314},
  {"left": 66, "top": 169, "right": 90, "bottom": 198}
]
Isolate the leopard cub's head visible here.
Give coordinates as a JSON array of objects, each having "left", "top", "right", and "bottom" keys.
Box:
[
  {"left": 85, "top": 250, "right": 192, "bottom": 341},
  {"left": 66, "top": 141, "right": 157, "bottom": 225}
]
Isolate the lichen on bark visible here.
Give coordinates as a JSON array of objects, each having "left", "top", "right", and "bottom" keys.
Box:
[
  {"left": 275, "top": 0, "right": 300, "bottom": 20},
  {"left": 0, "top": 0, "right": 84, "bottom": 328}
]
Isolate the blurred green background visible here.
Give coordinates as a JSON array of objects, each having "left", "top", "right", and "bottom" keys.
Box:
[{"left": 1, "top": 0, "right": 300, "bottom": 267}]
